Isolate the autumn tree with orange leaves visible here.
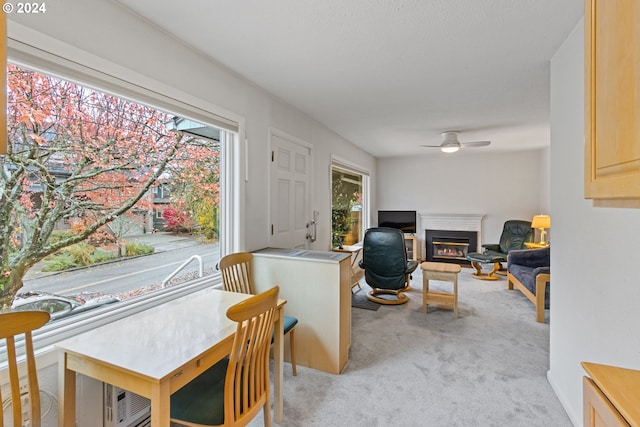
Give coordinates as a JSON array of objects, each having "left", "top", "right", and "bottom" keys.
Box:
[
  {"left": 0, "top": 64, "right": 219, "bottom": 308},
  {"left": 164, "top": 138, "right": 221, "bottom": 238}
]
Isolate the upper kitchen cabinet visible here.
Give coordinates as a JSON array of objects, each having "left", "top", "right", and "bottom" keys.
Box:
[{"left": 584, "top": 0, "right": 640, "bottom": 207}]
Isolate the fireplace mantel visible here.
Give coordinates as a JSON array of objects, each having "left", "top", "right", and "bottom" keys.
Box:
[{"left": 419, "top": 213, "right": 485, "bottom": 252}]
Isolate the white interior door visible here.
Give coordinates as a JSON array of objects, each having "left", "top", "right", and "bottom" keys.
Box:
[{"left": 269, "top": 132, "right": 312, "bottom": 249}]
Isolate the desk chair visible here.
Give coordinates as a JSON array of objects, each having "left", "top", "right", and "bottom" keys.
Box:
[
  {"left": 171, "top": 286, "right": 280, "bottom": 427},
  {"left": 359, "top": 227, "right": 418, "bottom": 305},
  {"left": 0, "top": 311, "right": 50, "bottom": 427},
  {"left": 218, "top": 252, "right": 297, "bottom": 376}
]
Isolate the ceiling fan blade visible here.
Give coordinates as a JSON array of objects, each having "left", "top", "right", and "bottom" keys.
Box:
[
  {"left": 461, "top": 140, "right": 491, "bottom": 148},
  {"left": 421, "top": 132, "right": 490, "bottom": 151}
]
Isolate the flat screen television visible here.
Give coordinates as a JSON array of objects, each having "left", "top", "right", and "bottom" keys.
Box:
[{"left": 377, "top": 210, "right": 417, "bottom": 234}]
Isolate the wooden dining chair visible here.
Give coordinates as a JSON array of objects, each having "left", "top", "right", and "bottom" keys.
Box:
[
  {"left": 218, "top": 252, "right": 297, "bottom": 376},
  {"left": 170, "top": 286, "right": 280, "bottom": 427},
  {"left": 0, "top": 311, "right": 50, "bottom": 427}
]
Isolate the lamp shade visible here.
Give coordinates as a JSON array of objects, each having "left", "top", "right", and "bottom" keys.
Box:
[{"left": 531, "top": 215, "right": 551, "bottom": 229}]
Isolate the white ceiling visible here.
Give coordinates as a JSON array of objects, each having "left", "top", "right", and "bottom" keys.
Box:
[{"left": 114, "top": 0, "right": 583, "bottom": 158}]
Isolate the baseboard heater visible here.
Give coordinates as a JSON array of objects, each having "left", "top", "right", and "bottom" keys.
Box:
[{"left": 104, "top": 383, "right": 151, "bottom": 427}]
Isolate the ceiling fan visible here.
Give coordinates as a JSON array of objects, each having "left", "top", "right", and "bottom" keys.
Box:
[{"left": 421, "top": 131, "right": 491, "bottom": 153}]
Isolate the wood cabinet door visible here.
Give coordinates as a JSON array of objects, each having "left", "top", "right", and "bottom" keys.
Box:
[
  {"left": 584, "top": 0, "right": 640, "bottom": 205},
  {"left": 583, "top": 377, "right": 631, "bottom": 427}
]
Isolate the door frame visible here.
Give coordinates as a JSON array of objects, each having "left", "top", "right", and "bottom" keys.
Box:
[{"left": 268, "top": 127, "right": 314, "bottom": 248}]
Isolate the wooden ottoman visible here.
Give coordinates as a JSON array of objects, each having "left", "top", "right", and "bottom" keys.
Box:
[{"left": 420, "top": 261, "right": 462, "bottom": 318}]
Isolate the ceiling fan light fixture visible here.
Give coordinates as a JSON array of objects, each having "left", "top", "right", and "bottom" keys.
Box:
[
  {"left": 440, "top": 143, "right": 460, "bottom": 153},
  {"left": 420, "top": 130, "right": 490, "bottom": 152}
]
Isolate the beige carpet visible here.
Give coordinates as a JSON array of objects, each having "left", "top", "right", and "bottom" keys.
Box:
[{"left": 250, "top": 266, "right": 570, "bottom": 426}]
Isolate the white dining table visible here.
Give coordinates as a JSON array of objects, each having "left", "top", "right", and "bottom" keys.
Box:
[{"left": 56, "top": 287, "right": 286, "bottom": 427}]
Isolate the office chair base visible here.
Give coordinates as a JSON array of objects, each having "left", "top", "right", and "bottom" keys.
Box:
[{"left": 367, "top": 288, "right": 409, "bottom": 305}]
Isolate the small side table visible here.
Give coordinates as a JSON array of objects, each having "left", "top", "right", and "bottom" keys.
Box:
[
  {"left": 404, "top": 234, "right": 418, "bottom": 261},
  {"left": 421, "top": 261, "right": 462, "bottom": 318},
  {"left": 332, "top": 244, "right": 364, "bottom": 293}
]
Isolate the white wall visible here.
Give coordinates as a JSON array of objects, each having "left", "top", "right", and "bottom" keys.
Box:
[
  {"left": 7, "top": 0, "right": 375, "bottom": 252},
  {"left": 539, "top": 147, "right": 551, "bottom": 214},
  {"left": 377, "top": 150, "right": 545, "bottom": 248},
  {"left": 549, "top": 18, "right": 640, "bottom": 425}
]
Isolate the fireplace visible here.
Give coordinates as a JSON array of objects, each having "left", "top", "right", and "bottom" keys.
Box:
[{"left": 425, "top": 229, "right": 478, "bottom": 265}]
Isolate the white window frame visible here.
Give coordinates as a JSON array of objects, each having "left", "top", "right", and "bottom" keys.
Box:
[{"left": 1, "top": 39, "right": 243, "bottom": 370}]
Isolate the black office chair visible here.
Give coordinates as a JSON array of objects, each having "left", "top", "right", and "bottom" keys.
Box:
[{"left": 359, "top": 227, "right": 418, "bottom": 305}]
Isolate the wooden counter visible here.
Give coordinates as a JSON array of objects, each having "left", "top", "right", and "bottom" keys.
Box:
[
  {"left": 582, "top": 361, "right": 640, "bottom": 426},
  {"left": 252, "top": 248, "right": 352, "bottom": 374}
]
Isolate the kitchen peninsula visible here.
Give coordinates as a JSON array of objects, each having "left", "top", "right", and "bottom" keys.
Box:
[{"left": 252, "top": 248, "right": 352, "bottom": 374}]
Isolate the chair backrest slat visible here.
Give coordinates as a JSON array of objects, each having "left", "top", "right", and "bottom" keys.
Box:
[{"left": 0, "top": 311, "right": 50, "bottom": 427}]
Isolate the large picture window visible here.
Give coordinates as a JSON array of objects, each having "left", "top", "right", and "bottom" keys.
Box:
[{"left": 1, "top": 61, "right": 236, "bottom": 330}]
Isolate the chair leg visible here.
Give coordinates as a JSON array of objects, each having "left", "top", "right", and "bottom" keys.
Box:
[
  {"left": 470, "top": 261, "right": 501, "bottom": 281},
  {"left": 400, "top": 273, "right": 413, "bottom": 292},
  {"left": 535, "top": 274, "right": 550, "bottom": 323},
  {"left": 351, "top": 281, "right": 362, "bottom": 294},
  {"left": 264, "top": 392, "right": 272, "bottom": 427},
  {"left": 495, "top": 263, "right": 507, "bottom": 276},
  {"left": 288, "top": 328, "right": 297, "bottom": 376}
]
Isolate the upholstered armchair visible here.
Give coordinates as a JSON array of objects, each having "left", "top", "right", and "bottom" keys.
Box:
[
  {"left": 467, "top": 219, "right": 533, "bottom": 280},
  {"left": 507, "top": 246, "right": 550, "bottom": 323},
  {"left": 359, "top": 227, "right": 418, "bottom": 305},
  {"left": 483, "top": 220, "right": 533, "bottom": 258}
]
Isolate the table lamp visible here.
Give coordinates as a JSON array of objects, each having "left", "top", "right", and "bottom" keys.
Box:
[{"left": 531, "top": 215, "right": 551, "bottom": 246}]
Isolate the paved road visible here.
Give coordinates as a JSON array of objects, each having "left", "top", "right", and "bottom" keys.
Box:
[{"left": 21, "top": 233, "right": 221, "bottom": 299}]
